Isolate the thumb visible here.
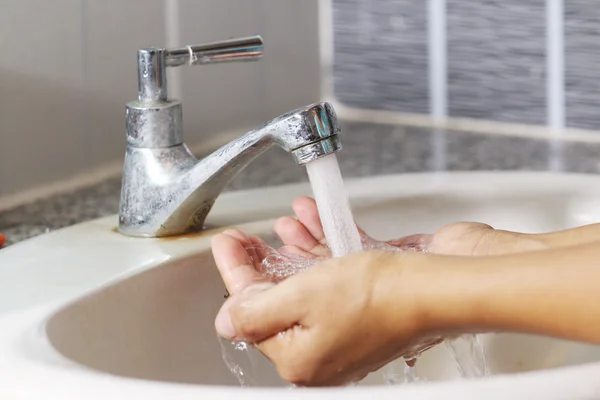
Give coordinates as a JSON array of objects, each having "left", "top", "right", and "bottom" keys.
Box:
[
  {"left": 215, "top": 282, "right": 276, "bottom": 340},
  {"left": 230, "top": 282, "right": 306, "bottom": 343},
  {"left": 215, "top": 297, "right": 240, "bottom": 340}
]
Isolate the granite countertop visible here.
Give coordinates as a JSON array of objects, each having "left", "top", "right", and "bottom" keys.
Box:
[{"left": 2, "top": 121, "right": 600, "bottom": 247}]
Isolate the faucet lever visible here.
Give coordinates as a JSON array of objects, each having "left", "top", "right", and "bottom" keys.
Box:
[
  {"left": 137, "top": 35, "right": 264, "bottom": 102},
  {"left": 165, "top": 35, "right": 263, "bottom": 67}
]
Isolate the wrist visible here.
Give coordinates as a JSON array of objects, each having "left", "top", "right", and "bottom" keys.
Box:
[
  {"left": 482, "top": 230, "right": 548, "bottom": 255},
  {"left": 370, "top": 251, "right": 450, "bottom": 338},
  {"left": 510, "top": 232, "right": 550, "bottom": 253},
  {"left": 399, "top": 254, "right": 486, "bottom": 336},
  {"left": 369, "top": 251, "right": 497, "bottom": 339},
  {"left": 535, "top": 224, "right": 600, "bottom": 248},
  {"left": 414, "top": 253, "right": 541, "bottom": 337}
]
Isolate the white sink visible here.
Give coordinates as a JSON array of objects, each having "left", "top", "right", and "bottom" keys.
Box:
[{"left": 2, "top": 172, "right": 600, "bottom": 399}]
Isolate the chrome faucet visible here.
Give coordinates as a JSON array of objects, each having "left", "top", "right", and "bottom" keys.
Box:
[{"left": 118, "top": 36, "right": 342, "bottom": 237}]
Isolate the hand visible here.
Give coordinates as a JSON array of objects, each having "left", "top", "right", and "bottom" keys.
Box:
[
  {"left": 212, "top": 195, "right": 425, "bottom": 338},
  {"left": 392, "top": 222, "right": 548, "bottom": 256},
  {"left": 211, "top": 197, "right": 331, "bottom": 340},
  {"left": 212, "top": 195, "right": 600, "bottom": 386},
  {"left": 224, "top": 251, "right": 440, "bottom": 386},
  {"left": 211, "top": 196, "right": 442, "bottom": 385}
]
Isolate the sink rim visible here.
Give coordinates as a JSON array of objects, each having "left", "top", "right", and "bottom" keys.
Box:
[{"left": 2, "top": 171, "right": 600, "bottom": 399}]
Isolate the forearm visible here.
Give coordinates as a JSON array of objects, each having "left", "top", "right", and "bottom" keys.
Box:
[
  {"left": 537, "top": 223, "right": 600, "bottom": 248},
  {"left": 417, "top": 244, "right": 600, "bottom": 343},
  {"left": 469, "top": 223, "right": 600, "bottom": 255}
]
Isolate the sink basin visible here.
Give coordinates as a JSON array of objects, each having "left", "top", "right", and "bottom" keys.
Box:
[{"left": 2, "top": 172, "right": 600, "bottom": 399}]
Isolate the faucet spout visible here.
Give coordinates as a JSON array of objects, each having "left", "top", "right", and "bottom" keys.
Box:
[{"left": 118, "top": 102, "right": 342, "bottom": 237}]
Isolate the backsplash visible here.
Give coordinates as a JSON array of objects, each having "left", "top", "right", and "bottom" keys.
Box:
[{"left": 332, "top": 0, "right": 599, "bottom": 131}]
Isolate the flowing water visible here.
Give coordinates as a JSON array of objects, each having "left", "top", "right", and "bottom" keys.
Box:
[
  {"left": 305, "top": 154, "right": 363, "bottom": 257},
  {"left": 446, "top": 335, "right": 490, "bottom": 378},
  {"left": 220, "top": 153, "right": 489, "bottom": 386}
]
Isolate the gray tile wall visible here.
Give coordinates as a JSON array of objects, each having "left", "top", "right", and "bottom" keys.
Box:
[
  {"left": 332, "top": 0, "right": 429, "bottom": 114},
  {"left": 332, "top": 0, "right": 600, "bottom": 130},
  {"left": 447, "top": 1, "right": 546, "bottom": 125},
  {"left": 565, "top": 0, "right": 600, "bottom": 130}
]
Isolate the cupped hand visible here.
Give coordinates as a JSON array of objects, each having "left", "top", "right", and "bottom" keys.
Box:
[
  {"left": 211, "top": 196, "right": 552, "bottom": 385},
  {"left": 212, "top": 195, "right": 427, "bottom": 339},
  {"left": 223, "top": 250, "right": 440, "bottom": 386},
  {"left": 212, "top": 196, "right": 331, "bottom": 340},
  {"left": 212, "top": 196, "right": 441, "bottom": 385}
]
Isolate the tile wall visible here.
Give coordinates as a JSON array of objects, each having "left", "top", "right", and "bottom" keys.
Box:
[
  {"left": 4, "top": 1, "right": 590, "bottom": 197},
  {"left": 332, "top": 0, "right": 600, "bottom": 130}
]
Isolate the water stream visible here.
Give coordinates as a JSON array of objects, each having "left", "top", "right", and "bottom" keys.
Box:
[
  {"left": 305, "top": 155, "right": 363, "bottom": 257},
  {"left": 220, "top": 153, "right": 489, "bottom": 386}
]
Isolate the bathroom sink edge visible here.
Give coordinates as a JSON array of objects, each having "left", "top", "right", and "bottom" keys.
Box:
[{"left": 2, "top": 171, "right": 600, "bottom": 399}]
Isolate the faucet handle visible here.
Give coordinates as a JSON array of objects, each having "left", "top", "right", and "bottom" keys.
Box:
[
  {"left": 165, "top": 35, "right": 263, "bottom": 67},
  {"left": 137, "top": 35, "right": 264, "bottom": 102}
]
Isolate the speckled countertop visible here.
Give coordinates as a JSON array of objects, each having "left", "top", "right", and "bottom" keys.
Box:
[{"left": 2, "top": 121, "right": 600, "bottom": 247}]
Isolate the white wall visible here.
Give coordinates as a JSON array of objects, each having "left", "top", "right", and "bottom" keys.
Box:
[{"left": 0, "top": 0, "right": 320, "bottom": 197}]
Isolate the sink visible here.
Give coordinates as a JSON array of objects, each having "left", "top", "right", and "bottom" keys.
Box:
[{"left": 2, "top": 172, "right": 600, "bottom": 399}]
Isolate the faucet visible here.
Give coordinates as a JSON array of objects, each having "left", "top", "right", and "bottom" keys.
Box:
[{"left": 118, "top": 36, "right": 342, "bottom": 237}]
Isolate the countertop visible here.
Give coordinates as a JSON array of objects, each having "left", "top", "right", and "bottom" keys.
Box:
[{"left": 2, "top": 121, "right": 600, "bottom": 247}]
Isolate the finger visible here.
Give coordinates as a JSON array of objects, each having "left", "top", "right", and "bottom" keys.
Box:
[
  {"left": 278, "top": 244, "right": 320, "bottom": 259},
  {"left": 292, "top": 197, "right": 326, "bottom": 243},
  {"left": 274, "top": 216, "right": 322, "bottom": 254},
  {"left": 224, "top": 229, "right": 262, "bottom": 264},
  {"left": 211, "top": 232, "right": 268, "bottom": 295},
  {"left": 254, "top": 323, "right": 312, "bottom": 376},
  {"left": 215, "top": 298, "right": 238, "bottom": 339},
  {"left": 248, "top": 234, "right": 276, "bottom": 265},
  {"left": 248, "top": 235, "right": 267, "bottom": 247},
  {"left": 230, "top": 282, "right": 305, "bottom": 343},
  {"left": 215, "top": 281, "right": 277, "bottom": 340},
  {"left": 293, "top": 196, "right": 367, "bottom": 241}
]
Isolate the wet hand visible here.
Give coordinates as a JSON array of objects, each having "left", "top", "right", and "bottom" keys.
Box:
[
  {"left": 266, "top": 195, "right": 547, "bottom": 258},
  {"left": 212, "top": 195, "right": 421, "bottom": 338},
  {"left": 391, "top": 222, "right": 548, "bottom": 256},
  {"left": 217, "top": 249, "right": 441, "bottom": 386},
  {"left": 211, "top": 196, "right": 442, "bottom": 385}
]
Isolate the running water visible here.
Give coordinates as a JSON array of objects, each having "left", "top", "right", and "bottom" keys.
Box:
[
  {"left": 305, "top": 154, "right": 363, "bottom": 257},
  {"left": 220, "top": 154, "right": 489, "bottom": 385},
  {"left": 384, "top": 359, "right": 425, "bottom": 384},
  {"left": 446, "top": 335, "right": 490, "bottom": 378},
  {"left": 219, "top": 338, "right": 257, "bottom": 387}
]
